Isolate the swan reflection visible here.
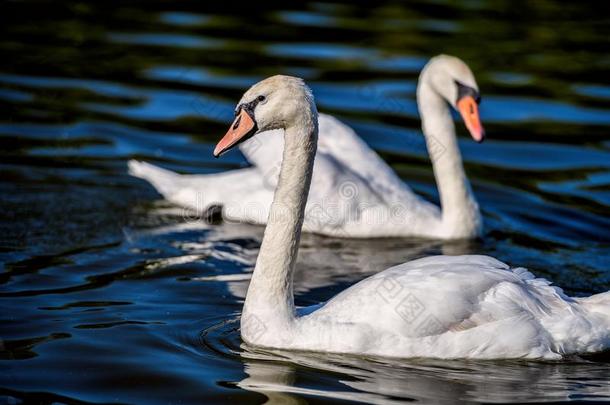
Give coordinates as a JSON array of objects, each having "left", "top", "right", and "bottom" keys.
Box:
[
  {"left": 128, "top": 206, "right": 479, "bottom": 300},
  {"left": 238, "top": 347, "right": 610, "bottom": 403}
]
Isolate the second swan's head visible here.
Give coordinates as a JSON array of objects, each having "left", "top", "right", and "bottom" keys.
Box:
[
  {"left": 419, "top": 54, "right": 485, "bottom": 142},
  {"left": 214, "top": 75, "right": 317, "bottom": 157}
]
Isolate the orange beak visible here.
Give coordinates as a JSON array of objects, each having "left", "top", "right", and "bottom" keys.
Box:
[
  {"left": 457, "top": 96, "right": 485, "bottom": 143},
  {"left": 213, "top": 109, "right": 257, "bottom": 157}
]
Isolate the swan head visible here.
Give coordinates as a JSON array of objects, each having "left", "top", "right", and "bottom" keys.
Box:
[
  {"left": 214, "top": 75, "right": 316, "bottom": 157},
  {"left": 420, "top": 54, "right": 484, "bottom": 142}
]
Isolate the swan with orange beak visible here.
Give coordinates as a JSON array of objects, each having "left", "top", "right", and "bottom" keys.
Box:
[
  {"left": 130, "top": 55, "right": 486, "bottom": 239},
  {"left": 209, "top": 75, "right": 610, "bottom": 360}
]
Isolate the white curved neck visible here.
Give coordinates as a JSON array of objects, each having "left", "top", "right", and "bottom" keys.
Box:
[
  {"left": 242, "top": 111, "right": 318, "bottom": 341},
  {"left": 417, "top": 80, "right": 481, "bottom": 238}
]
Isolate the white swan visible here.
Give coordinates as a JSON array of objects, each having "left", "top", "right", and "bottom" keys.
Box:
[
  {"left": 213, "top": 74, "right": 609, "bottom": 359},
  {"left": 129, "top": 55, "right": 484, "bottom": 239}
]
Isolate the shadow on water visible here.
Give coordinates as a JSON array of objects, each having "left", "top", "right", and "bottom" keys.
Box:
[{"left": 1, "top": 0, "right": 610, "bottom": 403}]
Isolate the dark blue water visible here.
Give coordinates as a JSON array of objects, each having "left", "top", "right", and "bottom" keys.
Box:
[{"left": 1, "top": 1, "right": 610, "bottom": 403}]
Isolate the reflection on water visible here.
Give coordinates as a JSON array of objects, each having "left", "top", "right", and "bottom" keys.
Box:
[
  {"left": 239, "top": 347, "right": 610, "bottom": 403},
  {"left": 1, "top": 0, "right": 610, "bottom": 403}
]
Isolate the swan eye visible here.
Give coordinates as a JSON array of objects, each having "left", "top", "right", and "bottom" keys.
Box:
[
  {"left": 455, "top": 80, "right": 480, "bottom": 105},
  {"left": 257, "top": 95, "right": 266, "bottom": 102}
]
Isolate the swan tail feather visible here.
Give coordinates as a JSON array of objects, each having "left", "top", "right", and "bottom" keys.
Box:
[
  {"left": 128, "top": 160, "right": 182, "bottom": 197},
  {"left": 554, "top": 292, "right": 610, "bottom": 355},
  {"left": 579, "top": 291, "right": 610, "bottom": 319}
]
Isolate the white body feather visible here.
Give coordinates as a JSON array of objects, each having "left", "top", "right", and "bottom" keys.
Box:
[{"left": 244, "top": 254, "right": 610, "bottom": 359}]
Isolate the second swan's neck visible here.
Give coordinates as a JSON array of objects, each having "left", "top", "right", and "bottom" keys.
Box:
[
  {"left": 417, "top": 80, "right": 481, "bottom": 238},
  {"left": 242, "top": 111, "right": 318, "bottom": 341}
]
